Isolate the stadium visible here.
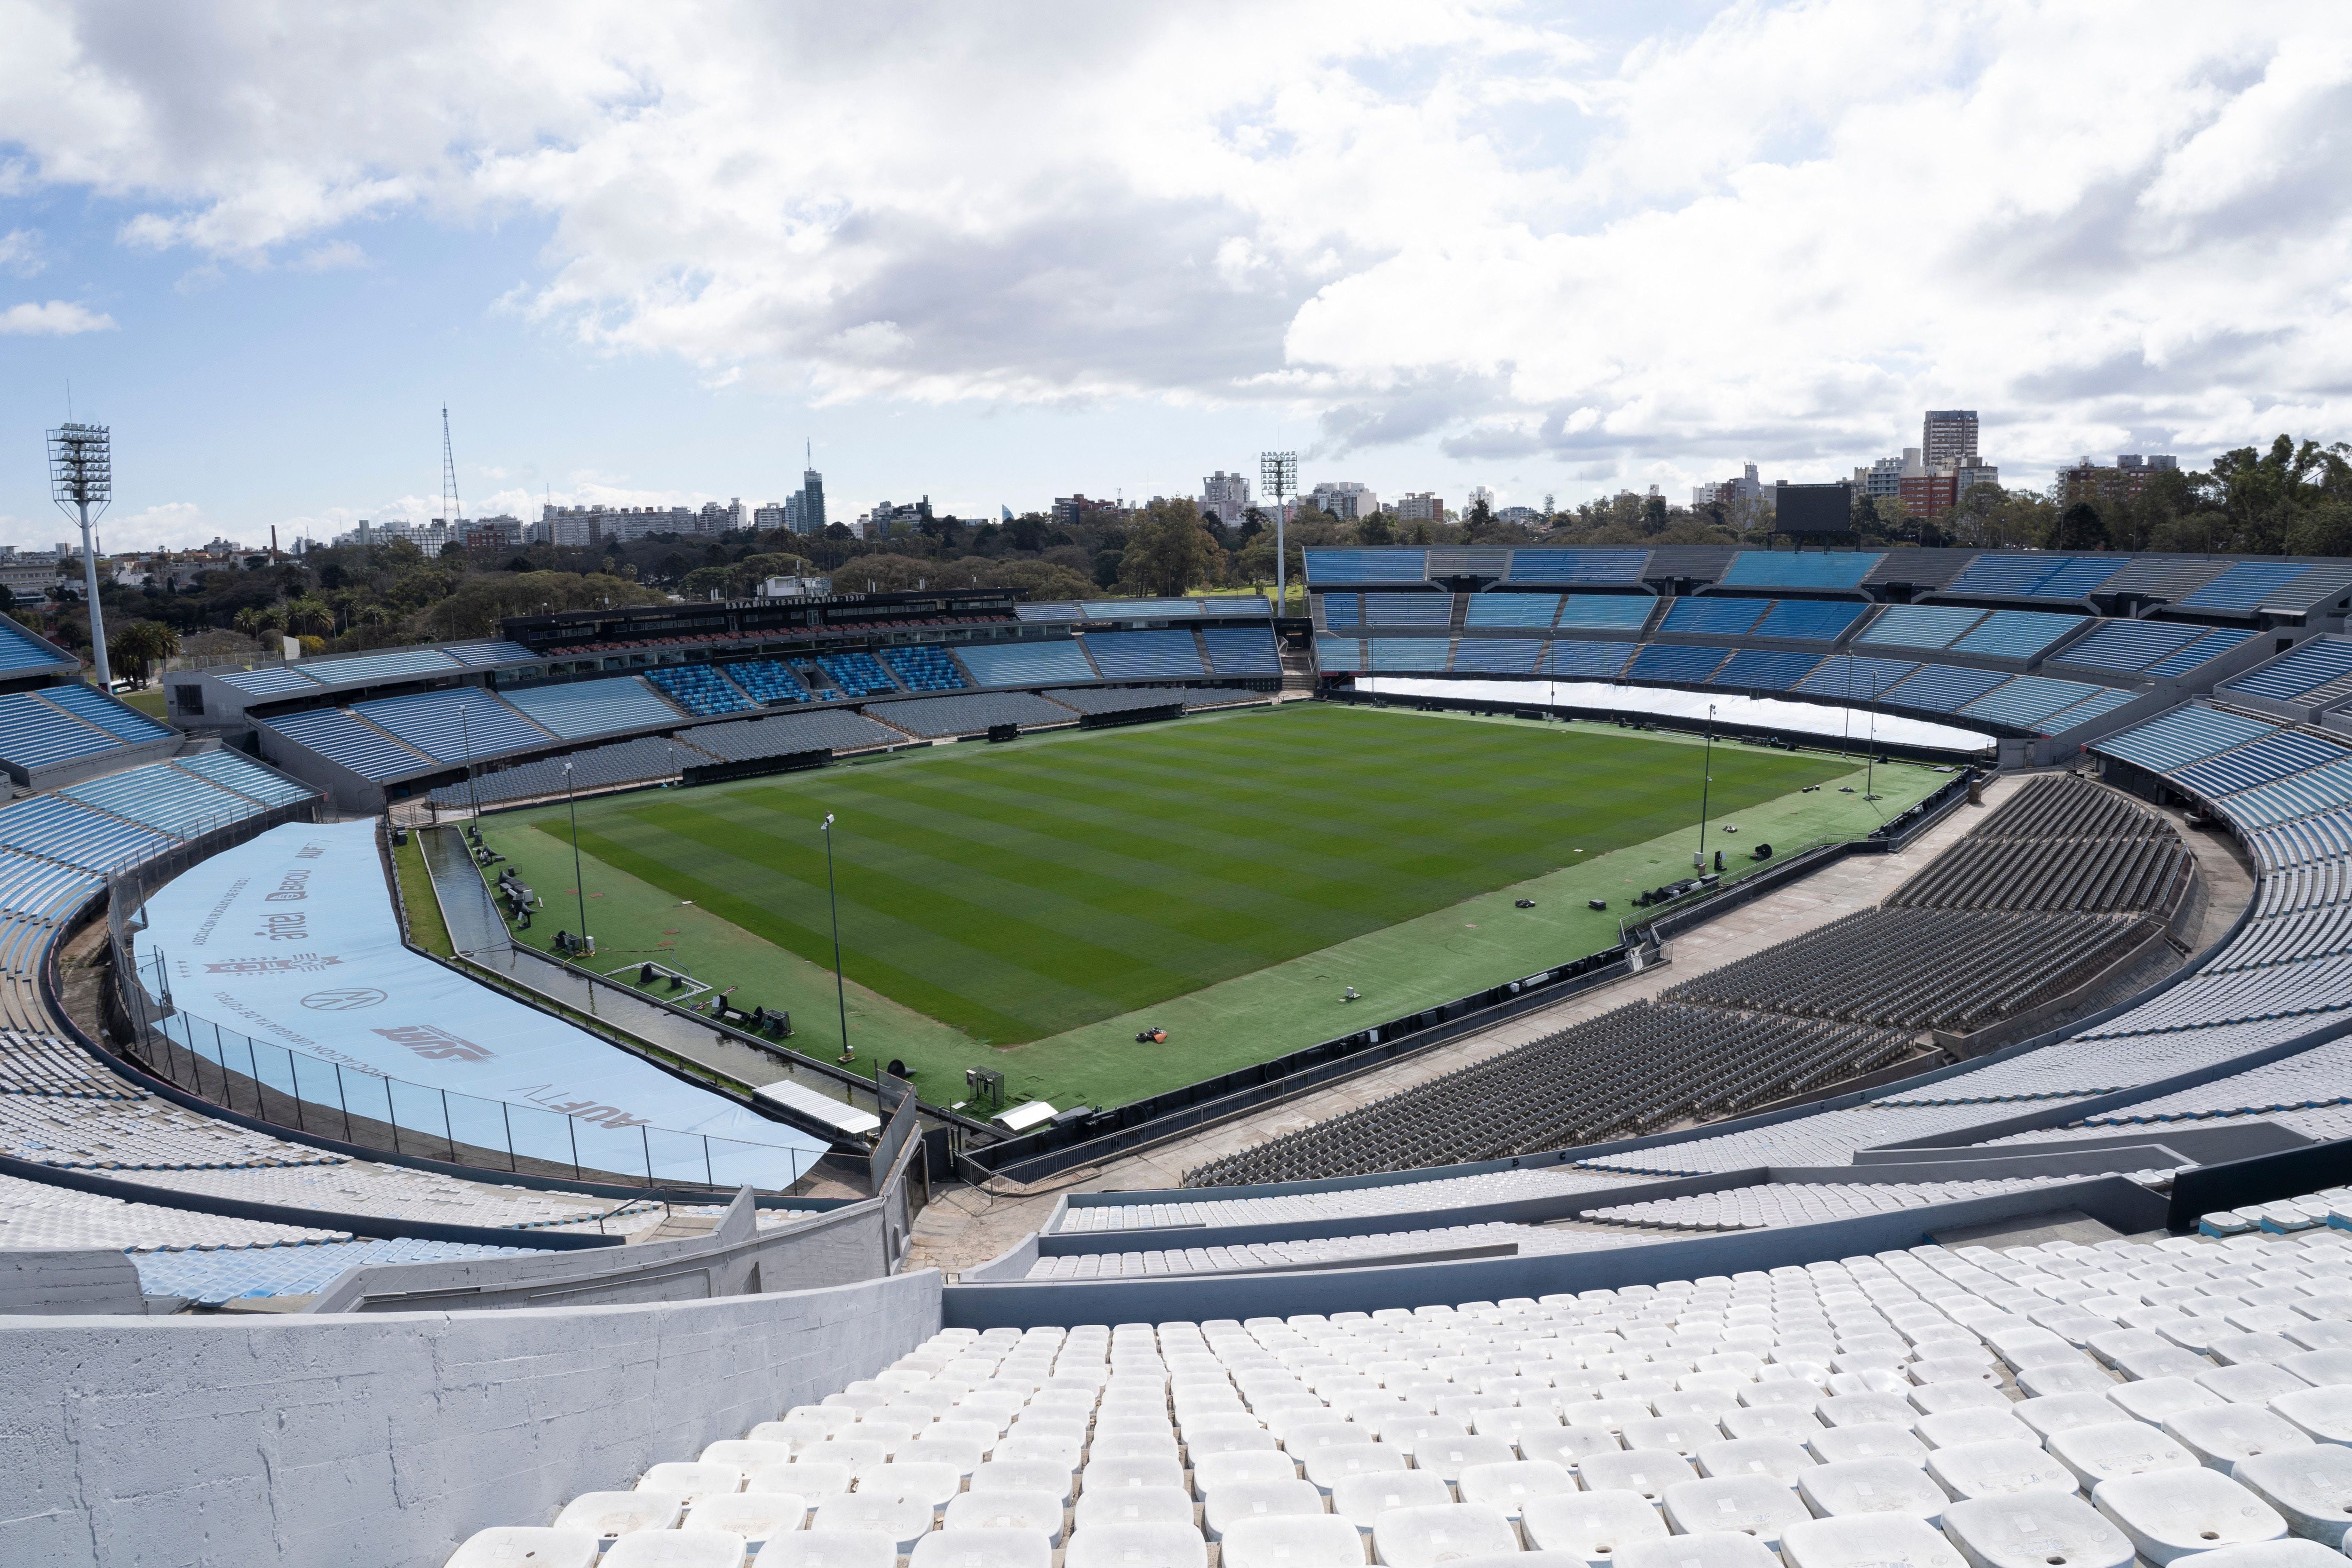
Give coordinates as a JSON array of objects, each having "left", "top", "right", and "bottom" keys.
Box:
[{"left": 10, "top": 541, "right": 2352, "bottom": 1568}]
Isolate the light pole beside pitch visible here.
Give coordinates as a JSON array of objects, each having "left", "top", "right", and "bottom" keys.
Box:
[
  {"left": 1695, "top": 702, "right": 1716, "bottom": 872},
  {"left": 48, "top": 422, "right": 113, "bottom": 688}
]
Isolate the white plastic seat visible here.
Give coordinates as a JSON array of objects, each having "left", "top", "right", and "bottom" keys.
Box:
[
  {"left": 2044, "top": 1420, "right": 2198, "bottom": 1488},
  {"left": 688, "top": 1493, "right": 810, "bottom": 1544},
  {"left": 552, "top": 1492, "right": 684, "bottom": 1542},
  {"left": 1329, "top": 1471, "right": 1454, "bottom": 1535},
  {"left": 707, "top": 1441, "right": 801, "bottom": 1469},
  {"left": 2270, "top": 1385, "right": 2352, "bottom": 1444},
  {"left": 1411, "top": 1434, "right": 1518, "bottom": 1483},
  {"left": 917, "top": 1431, "right": 996, "bottom": 1468},
  {"left": 1944, "top": 1493, "right": 2133, "bottom": 1568},
  {"left": 757, "top": 1534, "right": 906, "bottom": 1568},
  {"left": 1576, "top": 1448, "right": 1694, "bottom": 1503},
  {"left": 1915, "top": 1409, "right": 2032, "bottom": 1450},
  {"left": 1455, "top": 1458, "right": 1572, "bottom": 1517},
  {"left": 1611, "top": 1532, "right": 1780, "bottom": 1568},
  {"left": 2009, "top": 1394, "right": 2115, "bottom": 1442},
  {"left": 1717, "top": 1406, "right": 1820, "bottom": 1441},
  {"left": 1219, "top": 1512, "right": 1367, "bottom": 1568},
  {"left": 997, "top": 1434, "right": 1084, "bottom": 1470},
  {"left": 2164, "top": 1405, "right": 2317, "bottom": 1470},
  {"left": 1908, "top": 1382, "right": 2009, "bottom": 1417},
  {"left": 944, "top": 1489, "right": 1065, "bottom": 1545},
  {"left": 1073, "top": 1485, "right": 1193, "bottom": 1532},
  {"left": 1195, "top": 1449, "right": 1300, "bottom": 1499},
  {"left": 1925, "top": 1440, "right": 2077, "bottom": 1502},
  {"left": 1093, "top": 1432, "right": 1181, "bottom": 1464},
  {"left": 1806, "top": 1424, "right": 1926, "bottom": 1468},
  {"left": 1090, "top": 1455, "right": 1187, "bottom": 1494},
  {"left": 1369, "top": 1502, "right": 1519, "bottom": 1568},
  {"left": 1302, "top": 1444, "right": 1408, "bottom": 1494},
  {"left": 1693, "top": 1437, "right": 1812, "bottom": 1487},
  {"left": 1779, "top": 1513, "right": 1964, "bottom": 1568},
  {"left": 603, "top": 1533, "right": 749, "bottom": 1568},
  {"left": 1063, "top": 1521, "right": 1209, "bottom": 1568},
  {"left": 1518, "top": 1427, "right": 1623, "bottom": 1469},
  {"left": 868, "top": 1461, "right": 964, "bottom": 1511},
  {"left": 443, "top": 1527, "right": 599, "bottom": 1568},
  {"left": 2090, "top": 1466, "right": 2289, "bottom": 1563},
  {"left": 639, "top": 1463, "right": 746, "bottom": 1503},
  {"left": 810, "top": 1495, "right": 937, "bottom": 1552},
  {"left": 907, "top": 1528, "right": 1054, "bottom": 1568},
  {"left": 2203, "top": 1364, "right": 2314, "bottom": 1406},
  {"left": 1520, "top": 1489, "right": 1670, "bottom": 1566},
  {"left": 1661, "top": 1473, "right": 1810, "bottom": 1548},
  {"left": 2230, "top": 1445, "right": 2352, "bottom": 1548},
  {"left": 1203, "top": 1478, "right": 1326, "bottom": 1542},
  {"left": 1796, "top": 1457, "right": 1948, "bottom": 1525},
  {"left": 761, "top": 1461, "right": 852, "bottom": 1497},
  {"left": 1286, "top": 1420, "right": 1362, "bottom": 1453},
  {"left": 971, "top": 1459, "right": 1075, "bottom": 1507},
  {"left": 1816, "top": 1394, "right": 1916, "bottom": 1430}
]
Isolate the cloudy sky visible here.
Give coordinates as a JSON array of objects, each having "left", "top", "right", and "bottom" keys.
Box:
[{"left": 1, "top": 0, "right": 2348, "bottom": 551}]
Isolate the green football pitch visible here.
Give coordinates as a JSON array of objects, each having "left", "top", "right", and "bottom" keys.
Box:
[{"left": 477, "top": 704, "right": 1940, "bottom": 1110}]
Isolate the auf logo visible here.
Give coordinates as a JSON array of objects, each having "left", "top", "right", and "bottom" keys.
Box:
[
  {"left": 203, "top": 954, "right": 344, "bottom": 975},
  {"left": 301, "top": 987, "right": 388, "bottom": 1011}
]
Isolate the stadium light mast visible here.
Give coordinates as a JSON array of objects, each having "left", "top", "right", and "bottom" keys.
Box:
[
  {"left": 1695, "top": 702, "right": 1716, "bottom": 871},
  {"left": 563, "top": 762, "right": 594, "bottom": 997},
  {"left": 820, "top": 813, "right": 852, "bottom": 1064},
  {"left": 1260, "top": 451, "right": 1297, "bottom": 615},
  {"left": 48, "top": 421, "right": 112, "bottom": 687}
]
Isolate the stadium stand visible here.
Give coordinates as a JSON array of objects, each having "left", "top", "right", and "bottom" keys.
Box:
[
  {"left": 872, "top": 692, "right": 1077, "bottom": 738},
  {"left": 959, "top": 640, "right": 1100, "bottom": 687},
  {"left": 723, "top": 658, "right": 813, "bottom": 704},
  {"left": 1751, "top": 599, "right": 1867, "bottom": 642},
  {"left": 2094, "top": 702, "right": 2277, "bottom": 774},
  {"left": 1856, "top": 605, "right": 1986, "bottom": 651},
  {"left": 1948, "top": 610, "right": 2089, "bottom": 661},
  {"left": 1795, "top": 654, "right": 1918, "bottom": 700},
  {"left": 1626, "top": 644, "right": 1728, "bottom": 685},
  {"left": 1311, "top": 635, "right": 1363, "bottom": 673},
  {"left": 1537, "top": 640, "right": 1637, "bottom": 679},
  {"left": 352, "top": 686, "right": 554, "bottom": 760},
  {"left": 0, "top": 793, "right": 174, "bottom": 872},
  {"left": 426, "top": 736, "right": 695, "bottom": 808},
  {"left": 1319, "top": 594, "right": 1363, "bottom": 629},
  {"left": 0, "top": 615, "right": 75, "bottom": 675},
  {"left": 1462, "top": 594, "right": 1560, "bottom": 629},
  {"left": 1710, "top": 649, "right": 1821, "bottom": 692},
  {"left": 645, "top": 663, "right": 759, "bottom": 717},
  {"left": 1940, "top": 552, "right": 2124, "bottom": 600},
  {"left": 818, "top": 652, "right": 900, "bottom": 698},
  {"left": 1081, "top": 630, "right": 1208, "bottom": 681},
  {"left": 0, "top": 689, "right": 140, "bottom": 773},
  {"left": 1371, "top": 639, "right": 1454, "bottom": 673},
  {"left": 1553, "top": 595, "right": 1655, "bottom": 631},
  {"left": 2055, "top": 619, "right": 2206, "bottom": 673},
  {"left": 1879, "top": 663, "right": 2008, "bottom": 714},
  {"left": 1360, "top": 593, "right": 1453, "bottom": 627},
  {"left": 1717, "top": 551, "right": 1880, "bottom": 590},
  {"left": 263, "top": 706, "right": 436, "bottom": 780},
  {"left": 2172, "top": 729, "right": 2352, "bottom": 798},
  {"left": 1451, "top": 640, "right": 1545, "bottom": 676},
  {"left": 2185, "top": 560, "right": 2336, "bottom": 613},
  {"left": 2221, "top": 636, "right": 2352, "bottom": 707},
  {"left": 502, "top": 675, "right": 684, "bottom": 740},
  {"left": 1960, "top": 676, "right": 2116, "bottom": 732},
  {"left": 1300, "top": 549, "right": 1430, "bottom": 582},
  {"left": 1884, "top": 774, "right": 2190, "bottom": 915},
  {"left": 881, "top": 645, "right": 970, "bottom": 692},
  {"left": 680, "top": 708, "right": 905, "bottom": 763},
  {"left": 1659, "top": 597, "right": 1767, "bottom": 637},
  {"left": 1201, "top": 624, "right": 1281, "bottom": 676},
  {"left": 173, "top": 748, "right": 324, "bottom": 808},
  {"left": 2148, "top": 626, "right": 2255, "bottom": 677},
  {"left": 61, "top": 761, "right": 275, "bottom": 838},
  {"left": 1503, "top": 547, "right": 1650, "bottom": 583},
  {"left": 36, "top": 682, "right": 175, "bottom": 744}
]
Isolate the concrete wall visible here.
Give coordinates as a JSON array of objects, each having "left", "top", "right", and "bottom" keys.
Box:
[{"left": 0, "top": 1269, "right": 942, "bottom": 1568}]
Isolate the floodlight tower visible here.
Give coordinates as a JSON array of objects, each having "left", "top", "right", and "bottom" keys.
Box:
[
  {"left": 48, "top": 422, "right": 112, "bottom": 687},
  {"left": 440, "top": 404, "right": 461, "bottom": 526},
  {"left": 1259, "top": 451, "right": 1297, "bottom": 613}
]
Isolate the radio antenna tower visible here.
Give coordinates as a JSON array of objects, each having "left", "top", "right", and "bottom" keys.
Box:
[
  {"left": 1259, "top": 451, "right": 1298, "bottom": 614},
  {"left": 440, "top": 404, "right": 461, "bottom": 525},
  {"left": 48, "top": 420, "right": 113, "bottom": 686}
]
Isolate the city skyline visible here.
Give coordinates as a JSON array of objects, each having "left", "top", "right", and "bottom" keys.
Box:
[{"left": 4, "top": 2, "right": 2349, "bottom": 551}]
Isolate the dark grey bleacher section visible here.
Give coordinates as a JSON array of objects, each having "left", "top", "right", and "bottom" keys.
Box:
[
  {"left": 870, "top": 692, "right": 1077, "bottom": 738},
  {"left": 427, "top": 736, "right": 689, "bottom": 808},
  {"left": 682, "top": 708, "right": 902, "bottom": 761},
  {"left": 1186, "top": 1002, "right": 1911, "bottom": 1184},
  {"left": 1664, "top": 906, "right": 2154, "bottom": 1034},
  {"left": 1885, "top": 773, "right": 2190, "bottom": 915},
  {"left": 1188, "top": 773, "right": 2191, "bottom": 1186},
  {"left": 1045, "top": 686, "right": 1203, "bottom": 716}
]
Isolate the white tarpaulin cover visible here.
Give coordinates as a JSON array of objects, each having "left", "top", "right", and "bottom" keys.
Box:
[{"left": 131, "top": 819, "right": 825, "bottom": 1188}]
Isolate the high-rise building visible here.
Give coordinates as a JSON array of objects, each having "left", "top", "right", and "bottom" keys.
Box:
[
  {"left": 754, "top": 502, "right": 788, "bottom": 531},
  {"left": 1953, "top": 458, "right": 2000, "bottom": 499},
  {"left": 1923, "top": 409, "right": 1979, "bottom": 471},
  {"left": 1308, "top": 480, "right": 1377, "bottom": 520},
  {"left": 1394, "top": 492, "right": 1444, "bottom": 523},
  {"left": 801, "top": 465, "right": 826, "bottom": 534},
  {"left": 1200, "top": 470, "right": 1252, "bottom": 527}
]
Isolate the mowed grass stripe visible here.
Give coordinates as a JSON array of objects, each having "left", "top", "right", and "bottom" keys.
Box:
[{"left": 537, "top": 705, "right": 1845, "bottom": 1043}]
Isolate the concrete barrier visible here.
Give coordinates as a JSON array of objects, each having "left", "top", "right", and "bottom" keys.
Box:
[{"left": 0, "top": 1268, "right": 943, "bottom": 1568}]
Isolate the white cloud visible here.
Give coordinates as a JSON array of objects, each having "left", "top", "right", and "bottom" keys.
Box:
[
  {"left": 4, "top": 0, "right": 2352, "bottom": 494},
  {"left": 0, "top": 228, "right": 45, "bottom": 275},
  {"left": 0, "top": 299, "right": 115, "bottom": 334}
]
